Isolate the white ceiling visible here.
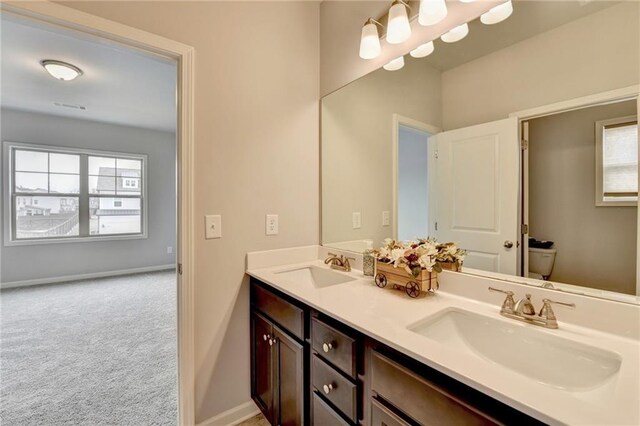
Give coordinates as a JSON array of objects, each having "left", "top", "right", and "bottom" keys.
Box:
[{"left": 1, "top": 15, "right": 177, "bottom": 133}]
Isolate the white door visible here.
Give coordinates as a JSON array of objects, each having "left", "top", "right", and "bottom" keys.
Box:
[{"left": 432, "top": 117, "right": 519, "bottom": 275}]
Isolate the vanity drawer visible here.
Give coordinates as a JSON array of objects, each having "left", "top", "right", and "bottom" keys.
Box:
[
  {"left": 312, "top": 391, "right": 350, "bottom": 426},
  {"left": 312, "top": 317, "right": 357, "bottom": 377},
  {"left": 370, "top": 398, "right": 411, "bottom": 426},
  {"left": 312, "top": 354, "right": 357, "bottom": 422},
  {"left": 371, "top": 350, "right": 498, "bottom": 426},
  {"left": 251, "top": 282, "right": 304, "bottom": 340}
]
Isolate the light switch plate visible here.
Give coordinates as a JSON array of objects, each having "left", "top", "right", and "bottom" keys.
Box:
[
  {"left": 266, "top": 214, "right": 278, "bottom": 236},
  {"left": 205, "top": 215, "right": 221, "bottom": 239},
  {"left": 382, "top": 211, "right": 390, "bottom": 226},
  {"left": 352, "top": 212, "right": 361, "bottom": 229}
]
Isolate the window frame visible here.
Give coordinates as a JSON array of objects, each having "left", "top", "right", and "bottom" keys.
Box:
[
  {"left": 3, "top": 141, "right": 148, "bottom": 246},
  {"left": 595, "top": 115, "right": 638, "bottom": 207}
]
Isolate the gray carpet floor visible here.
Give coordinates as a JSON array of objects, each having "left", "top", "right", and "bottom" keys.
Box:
[{"left": 0, "top": 271, "right": 177, "bottom": 426}]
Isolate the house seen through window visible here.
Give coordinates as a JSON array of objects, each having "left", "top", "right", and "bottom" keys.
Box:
[{"left": 7, "top": 143, "right": 146, "bottom": 241}]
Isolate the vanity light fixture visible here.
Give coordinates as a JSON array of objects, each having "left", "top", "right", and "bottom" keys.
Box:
[
  {"left": 387, "top": 0, "right": 412, "bottom": 44},
  {"left": 383, "top": 56, "right": 405, "bottom": 71},
  {"left": 359, "top": 18, "right": 384, "bottom": 59},
  {"left": 410, "top": 41, "right": 435, "bottom": 58},
  {"left": 418, "top": 0, "right": 448, "bottom": 26},
  {"left": 480, "top": 0, "right": 514, "bottom": 25},
  {"left": 41, "top": 60, "right": 83, "bottom": 81},
  {"left": 440, "top": 22, "right": 469, "bottom": 43}
]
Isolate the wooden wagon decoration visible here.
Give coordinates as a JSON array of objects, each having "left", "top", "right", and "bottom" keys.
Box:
[{"left": 372, "top": 239, "right": 464, "bottom": 298}]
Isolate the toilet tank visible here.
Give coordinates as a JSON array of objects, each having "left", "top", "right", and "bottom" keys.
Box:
[{"left": 529, "top": 247, "right": 557, "bottom": 277}]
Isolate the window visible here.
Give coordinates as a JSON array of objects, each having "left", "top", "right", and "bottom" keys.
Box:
[
  {"left": 596, "top": 116, "right": 638, "bottom": 206},
  {"left": 4, "top": 142, "right": 146, "bottom": 244}
]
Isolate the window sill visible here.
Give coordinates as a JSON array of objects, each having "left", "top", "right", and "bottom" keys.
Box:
[{"left": 4, "top": 233, "right": 148, "bottom": 247}]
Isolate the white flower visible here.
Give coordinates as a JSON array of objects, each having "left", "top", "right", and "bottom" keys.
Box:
[{"left": 418, "top": 254, "right": 436, "bottom": 271}]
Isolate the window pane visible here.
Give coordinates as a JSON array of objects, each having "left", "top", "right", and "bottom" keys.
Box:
[
  {"left": 89, "top": 176, "right": 116, "bottom": 194},
  {"left": 603, "top": 124, "right": 638, "bottom": 195},
  {"left": 117, "top": 177, "right": 141, "bottom": 195},
  {"left": 116, "top": 158, "right": 142, "bottom": 177},
  {"left": 15, "top": 196, "right": 79, "bottom": 239},
  {"left": 15, "top": 150, "right": 48, "bottom": 172},
  {"left": 50, "top": 174, "right": 80, "bottom": 194},
  {"left": 15, "top": 172, "right": 48, "bottom": 193},
  {"left": 50, "top": 153, "right": 80, "bottom": 174},
  {"left": 90, "top": 197, "right": 141, "bottom": 235},
  {"left": 88, "top": 156, "right": 116, "bottom": 175}
]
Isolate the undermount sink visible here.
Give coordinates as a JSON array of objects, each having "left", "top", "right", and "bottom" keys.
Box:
[
  {"left": 408, "top": 308, "right": 622, "bottom": 391},
  {"left": 275, "top": 265, "right": 355, "bottom": 288}
]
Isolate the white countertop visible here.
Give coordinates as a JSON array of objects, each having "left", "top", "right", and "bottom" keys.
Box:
[{"left": 246, "top": 248, "right": 640, "bottom": 426}]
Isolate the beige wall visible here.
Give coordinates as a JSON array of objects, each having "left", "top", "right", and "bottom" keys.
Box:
[
  {"left": 320, "top": 0, "right": 498, "bottom": 97},
  {"left": 322, "top": 57, "right": 441, "bottom": 248},
  {"left": 442, "top": 2, "right": 640, "bottom": 130},
  {"left": 58, "top": 1, "right": 320, "bottom": 422},
  {"left": 529, "top": 101, "right": 637, "bottom": 295}
]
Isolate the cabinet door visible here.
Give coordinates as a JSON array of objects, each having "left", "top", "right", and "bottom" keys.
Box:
[
  {"left": 251, "top": 311, "right": 274, "bottom": 422},
  {"left": 274, "top": 325, "right": 304, "bottom": 426}
]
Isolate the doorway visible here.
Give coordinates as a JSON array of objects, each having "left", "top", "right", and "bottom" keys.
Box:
[{"left": 0, "top": 2, "right": 195, "bottom": 425}]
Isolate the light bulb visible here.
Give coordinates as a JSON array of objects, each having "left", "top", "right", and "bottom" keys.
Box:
[
  {"left": 418, "top": 0, "right": 448, "bottom": 26},
  {"left": 359, "top": 20, "right": 382, "bottom": 59},
  {"left": 440, "top": 23, "right": 469, "bottom": 43},
  {"left": 387, "top": 1, "right": 411, "bottom": 44},
  {"left": 41, "top": 60, "right": 83, "bottom": 81},
  {"left": 383, "top": 56, "right": 405, "bottom": 71},
  {"left": 410, "top": 41, "right": 435, "bottom": 58},
  {"left": 481, "top": 0, "right": 513, "bottom": 25}
]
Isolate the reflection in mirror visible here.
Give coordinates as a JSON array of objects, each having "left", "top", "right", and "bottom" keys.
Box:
[{"left": 321, "top": 1, "right": 639, "bottom": 303}]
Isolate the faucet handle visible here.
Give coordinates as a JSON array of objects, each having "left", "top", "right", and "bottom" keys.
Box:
[
  {"left": 488, "top": 287, "right": 516, "bottom": 313},
  {"left": 538, "top": 299, "right": 575, "bottom": 329}
]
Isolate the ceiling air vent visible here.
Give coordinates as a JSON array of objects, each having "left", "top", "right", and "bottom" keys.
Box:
[{"left": 53, "top": 102, "right": 86, "bottom": 110}]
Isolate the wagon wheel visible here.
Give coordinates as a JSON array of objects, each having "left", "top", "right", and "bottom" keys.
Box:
[
  {"left": 405, "top": 281, "right": 421, "bottom": 298},
  {"left": 374, "top": 273, "right": 387, "bottom": 288}
]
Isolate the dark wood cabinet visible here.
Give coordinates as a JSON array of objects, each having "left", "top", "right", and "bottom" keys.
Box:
[{"left": 250, "top": 278, "right": 543, "bottom": 426}]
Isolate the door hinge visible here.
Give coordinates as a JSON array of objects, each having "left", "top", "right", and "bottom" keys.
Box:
[
  {"left": 434, "top": 150, "right": 439, "bottom": 159},
  {"left": 520, "top": 139, "right": 528, "bottom": 150},
  {"left": 521, "top": 224, "right": 529, "bottom": 234},
  {"left": 435, "top": 221, "right": 438, "bottom": 231},
  {"left": 178, "top": 263, "right": 183, "bottom": 275}
]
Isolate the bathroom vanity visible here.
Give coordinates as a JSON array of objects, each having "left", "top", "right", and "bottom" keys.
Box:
[{"left": 247, "top": 247, "right": 640, "bottom": 426}]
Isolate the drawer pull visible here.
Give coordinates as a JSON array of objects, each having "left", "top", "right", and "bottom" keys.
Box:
[
  {"left": 322, "top": 342, "right": 334, "bottom": 353},
  {"left": 323, "top": 383, "right": 335, "bottom": 394}
]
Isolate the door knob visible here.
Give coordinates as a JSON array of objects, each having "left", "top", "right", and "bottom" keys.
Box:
[
  {"left": 503, "top": 240, "right": 514, "bottom": 249},
  {"left": 323, "top": 383, "right": 334, "bottom": 394}
]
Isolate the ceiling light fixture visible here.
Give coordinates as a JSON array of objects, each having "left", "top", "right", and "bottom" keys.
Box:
[
  {"left": 387, "top": 0, "right": 412, "bottom": 44},
  {"left": 418, "top": 0, "right": 448, "bottom": 26},
  {"left": 383, "top": 56, "right": 405, "bottom": 71},
  {"left": 440, "top": 23, "right": 469, "bottom": 43},
  {"left": 410, "top": 41, "right": 435, "bottom": 58},
  {"left": 481, "top": 0, "right": 514, "bottom": 25},
  {"left": 41, "top": 60, "right": 83, "bottom": 81},
  {"left": 359, "top": 18, "right": 384, "bottom": 59}
]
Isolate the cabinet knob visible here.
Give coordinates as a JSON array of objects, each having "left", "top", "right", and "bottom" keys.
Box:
[
  {"left": 322, "top": 383, "right": 334, "bottom": 394},
  {"left": 322, "top": 342, "right": 334, "bottom": 353}
]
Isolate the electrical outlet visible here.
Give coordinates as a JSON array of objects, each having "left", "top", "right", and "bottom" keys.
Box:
[
  {"left": 382, "top": 211, "right": 390, "bottom": 226},
  {"left": 205, "top": 215, "right": 221, "bottom": 239},
  {"left": 266, "top": 214, "right": 279, "bottom": 236},
  {"left": 352, "top": 212, "right": 361, "bottom": 229},
  {"left": 167, "top": 246, "right": 173, "bottom": 254}
]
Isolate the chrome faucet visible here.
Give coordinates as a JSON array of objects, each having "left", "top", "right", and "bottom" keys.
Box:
[
  {"left": 324, "top": 253, "right": 355, "bottom": 272},
  {"left": 488, "top": 287, "right": 575, "bottom": 329}
]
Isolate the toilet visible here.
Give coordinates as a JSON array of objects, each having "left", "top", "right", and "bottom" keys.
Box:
[{"left": 528, "top": 247, "right": 557, "bottom": 280}]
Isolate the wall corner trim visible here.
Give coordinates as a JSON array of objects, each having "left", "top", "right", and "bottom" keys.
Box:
[{"left": 196, "top": 401, "right": 260, "bottom": 426}]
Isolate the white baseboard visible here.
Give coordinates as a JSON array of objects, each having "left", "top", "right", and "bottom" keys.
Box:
[
  {"left": 197, "top": 401, "right": 260, "bottom": 426},
  {"left": 0, "top": 264, "right": 176, "bottom": 289}
]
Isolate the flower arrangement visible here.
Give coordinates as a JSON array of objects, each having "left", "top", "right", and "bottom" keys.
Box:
[{"left": 373, "top": 238, "right": 466, "bottom": 278}]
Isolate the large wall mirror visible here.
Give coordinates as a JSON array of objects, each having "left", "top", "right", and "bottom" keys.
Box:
[{"left": 321, "top": 1, "right": 640, "bottom": 304}]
